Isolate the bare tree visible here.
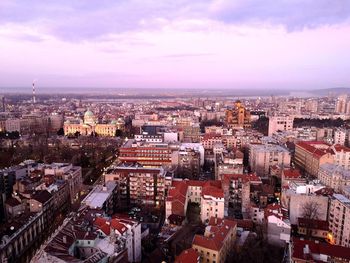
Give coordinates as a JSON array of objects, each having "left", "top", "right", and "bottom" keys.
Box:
[
  {"left": 301, "top": 200, "right": 321, "bottom": 239},
  {"left": 302, "top": 200, "right": 321, "bottom": 220}
]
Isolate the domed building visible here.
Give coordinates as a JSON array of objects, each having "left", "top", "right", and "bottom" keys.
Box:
[
  {"left": 225, "top": 100, "right": 251, "bottom": 129},
  {"left": 64, "top": 110, "right": 125, "bottom": 137},
  {"left": 84, "top": 110, "right": 97, "bottom": 126}
]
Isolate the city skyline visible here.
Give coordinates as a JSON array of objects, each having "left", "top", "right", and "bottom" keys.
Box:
[{"left": 1, "top": 0, "right": 350, "bottom": 90}]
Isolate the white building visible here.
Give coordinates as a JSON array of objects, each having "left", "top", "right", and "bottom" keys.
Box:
[
  {"left": 333, "top": 128, "right": 347, "bottom": 145},
  {"left": 268, "top": 116, "right": 294, "bottom": 136},
  {"left": 332, "top": 144, "right": 350, "bottom": 170},
  {"left": 249, "top": 144, "right": 291, "bottom": 177},
  {"left": 318, "top": 164, "right": 350, "bottom": 193},
  {"left": 165, "top": 180, "right": 224, "bottom": 223}
]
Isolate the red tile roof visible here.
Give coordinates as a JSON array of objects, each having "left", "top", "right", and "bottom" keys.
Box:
[
  {"left": 193, "top": 217, "right": 236, "bottom": 252},
  {"left": 93, "top": 217, "right": 110, "bottom": 235},
  {"left": 296, "top": 141, "right": 333, "bottom": 159},
  {"left": 292, "top": 238, "right": 350, "bottom": 261},
  {"left": 167, "top": 180, "right": 224, "bottom": 216},
  {"left": 175, "top": 248, "right": 199, "bottom": 263},
  {"left": 110, "top": 218, "right": 128, "bottom": 234},
  {"left": 283, "top": 169, "right": 301, "bottom": 179}
]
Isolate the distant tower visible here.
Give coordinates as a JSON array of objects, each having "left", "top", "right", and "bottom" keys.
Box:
[
  {"left": 32, "top": 82, "right": 36, "bottom": 104},
  {"left": 1, "top": 96, "right": 5, "bottom": 112}
]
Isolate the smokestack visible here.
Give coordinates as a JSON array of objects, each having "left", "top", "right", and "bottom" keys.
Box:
[{"left": 32, "top": 82, "right": 36, "bottom": 104}]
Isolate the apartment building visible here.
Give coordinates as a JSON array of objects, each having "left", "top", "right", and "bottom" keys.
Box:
[
  {"left": 0, "top": 212, "right": 45, "bottom": 263},
  {"left": 165, "top": 180, "right": 224, "bottom": 223},
  {"left": 249, "top": 144, "right": 291, "bottom": 177},
  {"left": 178, "top": 146, "right": 201, "bottom": 179},
  {"left": 81, "top": 181, "right": 118, "bottom": 215},
  {"left": 119, "top": 139, "right": 172, "bottom": 168},
  {"left": 268, "top": 115, "right": 294, "bottom": 136},
  {"left": 332, "top": 144, "right": 350, "bottom": 170},
  {"left": 105, "top": 164, "right": 172, "bottom": 207},
  {"left": 32, "top": 207, "right": 141, "bottom": 262},
  {"left": 222, "top": 174, "right": 262, "bottom": 216},
  {"left": 334, "top": 128, "right": 347, "bottom": 145},
  {"left": 328, "top": 194, "right": 350, "bottom": 247},
  {"left": 318, "top": 164, "right": 350, "bottom": 193},
  {"left": 44, "top": 163, "right": 82, "bottom": 204},
  {"left": 295, "top": 141, "right": 334, "bottom": 177}
]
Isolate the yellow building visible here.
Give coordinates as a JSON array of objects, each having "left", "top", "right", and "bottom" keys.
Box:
[
  {"left": 64, "top": 110, "right": 125, "bottom": 137},
  {"left": 225, "top": 100, "right": 251, "bottom": 129},
  {"left": 192, "top": 217, "right": 237, "bottom": 263}
]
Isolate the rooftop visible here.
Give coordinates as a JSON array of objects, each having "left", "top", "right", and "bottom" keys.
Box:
[
  {"left": 192, "top": 217, "right": 236, "bottom": 252},
  {"left": 82, "top": 181, "right": 117, "bottom": 209}
]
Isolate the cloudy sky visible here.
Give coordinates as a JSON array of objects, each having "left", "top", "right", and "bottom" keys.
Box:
[{"left": 0, "top": 0, "right": 350, "bottom": 90}]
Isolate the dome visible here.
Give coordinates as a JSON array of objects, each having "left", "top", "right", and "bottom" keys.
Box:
[
  {"left": 110, "top": 120, "right": 117, "bottom": 125},
  {"left": 84, "top": 110, "right": 94, "bottom": 117},
  {"left": 117, "top": 117, "right": 125, "bottom": 124}
]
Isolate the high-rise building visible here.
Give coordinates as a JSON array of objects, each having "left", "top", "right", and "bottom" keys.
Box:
[{"left": 336, "top": 94, "right": 348, "bottom": 113}]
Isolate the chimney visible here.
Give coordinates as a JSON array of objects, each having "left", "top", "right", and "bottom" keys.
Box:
[
  {"left": 63, "top": 235, "right": 67, "bottom": 244},
  {"left": 303, "top": 244, "right": 310, "bottom": 255}
]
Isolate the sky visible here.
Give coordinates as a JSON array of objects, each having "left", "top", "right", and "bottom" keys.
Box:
[{"left": 0, "top": 0, "right": 350, "bottom": 91}]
